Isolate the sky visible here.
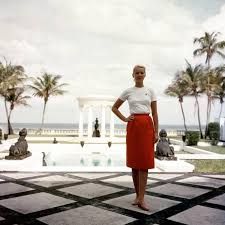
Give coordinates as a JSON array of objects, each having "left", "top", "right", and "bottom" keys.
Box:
[{"left": 0, "top": 0, "right": 225, "bottom": 126}]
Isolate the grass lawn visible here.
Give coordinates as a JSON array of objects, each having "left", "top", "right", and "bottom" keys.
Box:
[
  {"left": 186, "top": 159, "right": 225, "bottom": 173},
  {"left": 193, "top": 145, "right": 225, "bottom": 154}
]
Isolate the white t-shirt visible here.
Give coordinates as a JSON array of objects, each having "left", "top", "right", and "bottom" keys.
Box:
[{"left": 119, "top": 86, "right": 157, "bottom": 114}]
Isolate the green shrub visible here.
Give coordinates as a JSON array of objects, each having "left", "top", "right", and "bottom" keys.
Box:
[
  {"left": 185, "top": 131, "right": 200, "bottom": 146},
  {"left": 210, "top": 131, "right": 219, "bottom": 145},
  {"left": 208, "top": 122, "right": 220, "bottom": 140}
]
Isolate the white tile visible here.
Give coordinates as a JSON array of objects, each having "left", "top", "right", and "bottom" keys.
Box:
[
  {"left": 168, "top": 205, "right": 225, "bottom": 225},
  {"left": 0, "top": 179, "right": 4, "bottom": 182},
  {"left": 148, "top": 173, "right": 184, "bottom": 180},
  {"left": 207, "top": 193, "right": 225, "bottom": 206},
  {"left": 102, "top": 175, "right": 158, "bottom": 188},
  {"left": 0, "top": 183, "right": 33, "bottom": 196},
  {"left": 38, "top": 205, "right": 136, "bottom": 225},
  {"left": 202, "top": 174, "right": 225, "bottom": 179},
  {"left": 0, "top": 192, "right": 74, "bottom": 214},
  {"left": 59, "top": 183, "right": 122, "bottom": 199},
  {"left": 104, "top": 193, "right": 180, "bottom": 215},
  {"left": 177, "top": 176, "right": 225, "bottom": 188},
  {"left": 2, "top": 173, "right": 48, "bottom": 179},
  {"left": 69, "top": 173, "right": 116, "bottom": 179},
  {"left": 149, "top": 183, "right": 210, "bottom": 199},
  {"left": 26, "top": 175, "right": 80, "bottom": 187}
]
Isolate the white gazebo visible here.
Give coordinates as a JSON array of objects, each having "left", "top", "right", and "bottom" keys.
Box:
[{"left": 77, "top": 95, "right": 116, "bottom": 138}]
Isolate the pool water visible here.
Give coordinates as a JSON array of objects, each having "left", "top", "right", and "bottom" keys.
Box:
[{"left": 44, "top": 148, "right": 126, "bottom": 167}]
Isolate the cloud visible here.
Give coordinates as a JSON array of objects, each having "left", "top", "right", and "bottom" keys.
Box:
[{"left": 0, "top": 0, "right": 224, "bottom": 125}]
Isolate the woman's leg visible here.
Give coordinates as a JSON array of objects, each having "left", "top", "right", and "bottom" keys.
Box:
[
  {"left": 138, "top": 169, "right": 149, "bottom": 211},
  {"left": 132, "top": 168, "right": 139, "bottom": 204}
]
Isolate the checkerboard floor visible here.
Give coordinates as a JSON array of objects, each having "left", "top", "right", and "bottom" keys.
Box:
[{"left": 0, "top": 172, "right": 224, "bottom": 225}]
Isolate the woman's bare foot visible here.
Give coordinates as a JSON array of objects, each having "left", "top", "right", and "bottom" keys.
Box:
[
  {"left": 132, "top": 198, "right": 139, "bottom": 205},
  {"left": 138, "top": 202, "right": 149, "bottom": 211}
]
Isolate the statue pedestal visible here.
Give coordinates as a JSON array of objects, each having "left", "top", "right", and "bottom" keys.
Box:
[
  {"left": 5, "top": 151, "right": 32, "bottom": 160},
  {"left": 155, "top": 155, "right": 177, "bottom": 161},
  {"left": 92, "top": 130, "right": 100, "bottom": 137},
  {"left": 155, "top": 159, "right": 195, "bottom": 172}
]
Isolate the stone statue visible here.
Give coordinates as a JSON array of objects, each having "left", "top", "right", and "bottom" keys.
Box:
[
  {"left": 53, "top": 138, "right": 58, "bottom": 144},
  {"left": 92, "top": 118, "right": 100, "bottom": 137},
  {"left": 5, "top": 128, "right": 32, "bottom": 160},
  {"left": 155, "top": 129, "right": 177, "bottom": 160}
]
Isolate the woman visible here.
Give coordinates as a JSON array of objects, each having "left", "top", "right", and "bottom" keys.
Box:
[{"left": 112, "top": 65, "right": 158, "bottom": 211}]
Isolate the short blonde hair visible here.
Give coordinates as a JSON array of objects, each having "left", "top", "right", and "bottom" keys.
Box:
[{"left": 132, "top": 65, "right": 146, "bottom": 75}]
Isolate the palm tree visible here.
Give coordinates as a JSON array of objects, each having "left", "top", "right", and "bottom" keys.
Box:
[
  {"left": 181, "top": 60, "right": 204, "bottom": 139},
  {"left": 29, "top": 72, "right": 68, "bottom": 132},
  {"left": 193, "top": 32, "right": 225, "bottom": 137},
  {"left": 5, "top": 87, "right": 30, "bottom": 134},
  {"left": 214, "top": 82, "right": 225, "bottom": 119},
  {"left": 164, "top": 73, "right": 190, "bottom": 132},
  {"left": 193, "top": 32, "right": 225, "bottom": 67},
  {"left": 0, "top": 58, "right": 26, "bottom": 134},
  {"left": 210, "top": 66, "right": 225, "bottom": 119}
]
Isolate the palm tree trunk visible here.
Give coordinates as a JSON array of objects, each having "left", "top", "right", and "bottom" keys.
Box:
[
  {"left": 7, "top": 108, "right": 14, "bottom": 135},
  {"left": 205, "top": 58, "right": 211, "bottom": 139},
  {"left": 195, "top": 94, "right": 203, "bottom": 139},
  {"left": 179, "top": 101, "right": 187, "bottom": 132},
  {"left": 205, "top": 95, "right": 210, "bottom": 138},
  {"left": 40, "top": 101, "right": 47, "bottom": 131},
  {"left": 4, "top": 98, "right": 10, "bottom": 134},
  {"left": 219, "top": 102, "right": 223, "bottom": 118}
]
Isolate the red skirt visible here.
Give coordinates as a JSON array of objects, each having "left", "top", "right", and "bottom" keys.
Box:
[{"left": 126, "top": 114, "right": 155, "bottom": 169}]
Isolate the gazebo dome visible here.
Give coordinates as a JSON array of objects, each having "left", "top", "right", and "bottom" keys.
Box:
[{"left": 77, "top": 95, "right": 116, "bottom": 108}]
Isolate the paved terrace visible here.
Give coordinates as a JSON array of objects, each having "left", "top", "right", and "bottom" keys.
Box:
[{"left": 0, "top": 172, "right": 224, "bottom": 225}]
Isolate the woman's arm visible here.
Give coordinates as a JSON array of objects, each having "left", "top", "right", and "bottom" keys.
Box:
[
  {"left": 151, "top": 101, "right": 159, "bottom": 142},
  {"left": 112, "top": 98, "right": 134, "bottom": 122}
]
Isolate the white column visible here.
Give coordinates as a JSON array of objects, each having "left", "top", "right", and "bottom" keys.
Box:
[
  {"left": 101, "top": 105, "right": 106, "bottom": 137},
  {"left": 110, "top": 107, "right": 114, "bottom": 138},
  {"left": 78, "top": 106, "right": 84, "bottom": 138},
  {"left": 88, "top": 106, "right": 93, "bottom": 138}
]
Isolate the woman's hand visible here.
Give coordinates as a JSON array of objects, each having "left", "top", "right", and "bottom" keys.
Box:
[
  {"left": 154, "top": 132, "right": 159, "bottom": 143},
  {"left": 124, "top": 115, "right": 134, "bottom": 122}
]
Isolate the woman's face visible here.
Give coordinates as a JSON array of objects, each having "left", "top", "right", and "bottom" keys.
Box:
[{"left": 133, "top": 67, "right": 146, "bottom": 82}]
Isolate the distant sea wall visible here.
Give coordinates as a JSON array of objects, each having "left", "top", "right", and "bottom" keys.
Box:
[{"left": 0, "top": 123, "right": 202, "bottom": 137}]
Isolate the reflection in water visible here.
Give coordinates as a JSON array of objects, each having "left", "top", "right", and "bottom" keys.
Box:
[
  {"left": 107, "top": 158, "right": 112, "bottom": 166},
  {"left": 80, "top": 158, "right": 84, "bottom": 165},
  {"left": 42, "top": 152, "right": 47, "bottom": 166},
  {"left": 46, "top": 151, "right": 126, "bottom": 167},
  {"left": 92, "top": 159, "right": 100, "bottom": 166}
]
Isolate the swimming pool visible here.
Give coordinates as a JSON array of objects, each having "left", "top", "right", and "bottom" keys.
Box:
[
  {"left": 43, "top": 143, "right": 182, "bottom": 167},
  {"left": 45, "top": 150, "right": 126, "bottom": 167},
  {"left": 35, "top": 143, "right": 130, "bottom": 171},
  {"left": 0, "top": 142, "right": 194, "bottom": 172}
]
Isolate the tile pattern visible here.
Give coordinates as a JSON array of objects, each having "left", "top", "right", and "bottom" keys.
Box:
[
  {"left": 25, "top": 175, "right": 81, "bottom": 187},
  {"left": 168, "top": 205, "right": 225, "bottom": 225},
  {"left": 0, "top": 183, "right": 33, "bottom": 196},
  {"left": 148, "top": 183, "right": 211, "bottom": 199},
  {"left": 0, "top": 172, "right": 224, "bottom": 225},
  {"left": 38, "top": 205, "right": 136, "bottom": 225},
  {"left": 206, "top": 193, "right": 225, "bottom": 206},
  {"left": 102, "top": 175, "right": 158, "bottom": 188}
]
